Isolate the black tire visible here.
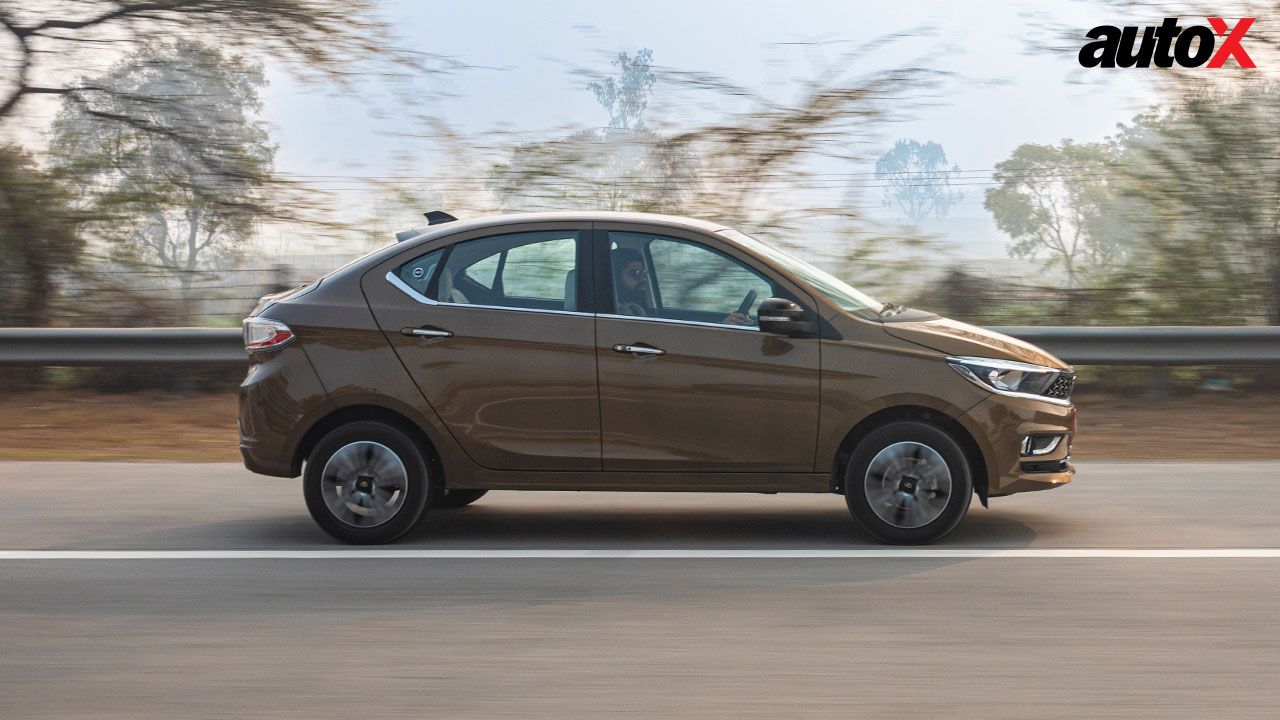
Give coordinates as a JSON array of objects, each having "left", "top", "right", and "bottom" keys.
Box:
[
  {"left": 433, "top": 488, "right": 488, "bottom": 509},
  {"left": 303, "top": 421, "right": 431, "bottom": 544},
  {"left": 843, "top": 420, "right": 973, "bottom": 545}
]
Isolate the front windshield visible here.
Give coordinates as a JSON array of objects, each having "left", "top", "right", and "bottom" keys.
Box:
[{"left": 718, "top": 229, "right": 881, "bottom": 312}]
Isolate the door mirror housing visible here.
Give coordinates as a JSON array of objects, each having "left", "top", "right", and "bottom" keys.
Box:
[{"left": 756, "top": 297, "right": 815, "bottom": 337}]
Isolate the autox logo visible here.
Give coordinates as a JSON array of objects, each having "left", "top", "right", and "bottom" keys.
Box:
[{"left": 1078, "top": 17, "right": 1256, "bottom": 68}]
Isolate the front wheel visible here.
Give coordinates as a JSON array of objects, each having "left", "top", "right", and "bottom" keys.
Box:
[
  {"left": 303, "top": 421, "right": 431, "bottom": 544},
  {"left": 844, "top": 421, "right": 973, "bottom": 545}
]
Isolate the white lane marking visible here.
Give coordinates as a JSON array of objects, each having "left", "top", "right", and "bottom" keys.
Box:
[{"left": 2, "top": 549, "right": 1280, "bottom": 560}]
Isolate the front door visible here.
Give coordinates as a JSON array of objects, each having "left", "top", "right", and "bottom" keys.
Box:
[
  {"left": 594, "top": 228, "right": 821, "bottom": 472},
  {"left": 363, "top": 226, "right": 600, "bottom": 471}
]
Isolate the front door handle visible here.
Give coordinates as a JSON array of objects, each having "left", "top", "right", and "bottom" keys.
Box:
[
  {"left": 613, "top": 343, "right": 665, "bottom": 356},
  {"left": 402, "top": 326, "right": 453, "bottom": 339}
]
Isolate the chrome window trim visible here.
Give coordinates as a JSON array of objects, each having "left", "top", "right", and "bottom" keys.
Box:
[
  {"left": 385, "top": 271, "right": 592, "bottom": 318},
  {"left": 597, "top": 313, "right": 761, "bottom": 332},
  {"left": 389, "top": 272, "right": 762, "bottom": 329},
  {"left": 443, "top": 303, "right": 593, "bottom": 318},
  {"left": 386, "top": 271, "right": 439, "bottom": 306}
]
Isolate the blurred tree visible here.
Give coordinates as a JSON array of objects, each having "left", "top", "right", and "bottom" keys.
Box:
[
  {"left": 657, "top": 53, "right": 940, "bottom": 236},
  {"left": 588, "top": 49, "right": 656, "bottom": 131},
  {"left": 486, "top": 48, "right": 699, "bottom": 213},
  {"left": 0, "top": 145, "right": 81, "bottom": 325},
  {"left": 874, "top": 139, "right": 964, "bottom": 225},
  {"left": 984, "top": 141, "right": 1121, "bottom": 289},
  {"left": 1108, "top": 85, "right": 1280, "bottom": 325},
  {"left": 0, "top": 1, "right": 452, "bottom": 328},
  {"left": 419, "top": 39, "right": 943, "bottom": 300},
  {"left": 0, "top": 1, "right": 427, "bottom": 125},
  {"left": 48, "top": 41, "right": 275, "bottom": 323},
  {"left": 487, "top": 128, "right": 697, "bottom": 213}
]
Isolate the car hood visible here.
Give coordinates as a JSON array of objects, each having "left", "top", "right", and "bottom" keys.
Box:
[{"left": 882, "top": 316, "right": 1071, "bottom": 370}]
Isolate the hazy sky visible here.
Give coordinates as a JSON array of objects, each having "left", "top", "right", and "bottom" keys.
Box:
[{"left": 257, "top": 0, "right": 1157, "bottom": 239}]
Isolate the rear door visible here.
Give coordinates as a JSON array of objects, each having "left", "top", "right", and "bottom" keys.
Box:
[
  {"left": 593, "top": 225, "right": 822, "bottom": 472},
  {"left": 361, "top": 223, "right": 600, "bottom": 471}
]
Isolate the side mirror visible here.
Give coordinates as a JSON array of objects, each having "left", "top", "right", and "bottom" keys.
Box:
[{"left": 757, "top": 297, "right": 815, "bottom": 337}]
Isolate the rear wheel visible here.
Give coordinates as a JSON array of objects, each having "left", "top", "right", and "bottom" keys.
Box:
[
  {"left": 303, "top": 421, "right": 431, "bottom": 544},
  {"left": 844, "top": 420, "right": 973, "bottom": 545},
  {"left": 433, "top": 488, "right": 488, "bottom": 509}
]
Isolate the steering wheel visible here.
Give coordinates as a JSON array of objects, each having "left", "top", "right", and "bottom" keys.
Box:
[{"left": 736, "top": 289, "right": 758, "bottom": 317}]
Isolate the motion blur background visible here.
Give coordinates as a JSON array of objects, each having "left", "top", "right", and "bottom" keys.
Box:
[{"left": 0, "top": 0, "right": 1276, "bottom": 459}]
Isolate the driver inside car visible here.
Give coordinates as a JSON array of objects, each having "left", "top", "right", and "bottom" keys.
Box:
[{"left": 612, "top": 248, "right": 752, "bottom": 326}]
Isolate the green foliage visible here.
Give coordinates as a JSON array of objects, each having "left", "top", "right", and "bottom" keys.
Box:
[
  {"left": 874, "top": 139, "right": 964, "bottom": 225},
  {"left": 0, "top": 145, "right": 83, "bottom": 325}
]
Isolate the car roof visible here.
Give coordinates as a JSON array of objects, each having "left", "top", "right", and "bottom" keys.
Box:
[{"left": 397, "top": 211, "right": 730, "bottom": 243}]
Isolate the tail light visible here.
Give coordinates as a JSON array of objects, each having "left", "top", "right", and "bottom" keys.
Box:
[{"left": 243, "top": 317, "right": 295, "bottom": 352}]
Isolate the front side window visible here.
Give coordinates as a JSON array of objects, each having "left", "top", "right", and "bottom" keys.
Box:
[
  {"left": 436, "top": 230, "right": 580, "bottom": 311},
  {"left": 718, "top": 228, "right": 880, "bottom": 312},
  {"left": 608, "top": 232, "right": 776, "bottom": 328}
]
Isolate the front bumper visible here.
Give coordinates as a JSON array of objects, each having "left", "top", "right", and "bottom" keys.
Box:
[
  {"left": 961, "top": 394, "right": 1076, "bottom": 497},
  {"left": 992, "top": 461, "right": 1074, "bottom": 496}
]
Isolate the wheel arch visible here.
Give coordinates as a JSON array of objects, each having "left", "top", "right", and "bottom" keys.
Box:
[
  {"left": 829, "top": 404, "right": 990, "bottom": 505},
  {"left": 291, "top": 404, "right": 445, "bottom": 483}
]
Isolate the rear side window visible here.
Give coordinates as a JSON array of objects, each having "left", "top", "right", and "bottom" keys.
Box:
[
  {"left": 395, "top": 249, "right": 444, "bottom": 296},
  {"left": 435, "top": 230, "right": 582, "bottom": 312},
  {"left": 500, "top": 238, "right": 577, "bottom": 300}
]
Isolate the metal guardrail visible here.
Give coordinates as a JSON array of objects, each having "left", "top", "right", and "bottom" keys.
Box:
[
  {"left": 0, "top": 328, "right": 245, "bottom": 366},
  {"left": 0, "top": 326, "right": 1277, "bottom": 366},
  {"left": 999, "top": 326, "right": 1280, "bottom": 365}
]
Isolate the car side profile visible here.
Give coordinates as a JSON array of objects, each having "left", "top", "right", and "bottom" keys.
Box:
[{"left": 240, "top": 211, "right": 1076, "bottom": 545}]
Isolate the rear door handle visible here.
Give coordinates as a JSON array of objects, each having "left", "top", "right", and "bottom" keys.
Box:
[
  {"left": 402, "top": 326, "right": 453, "bottom": 339},
  {"left": 613, "top": 343, "right": 664, "bottom": 356}
]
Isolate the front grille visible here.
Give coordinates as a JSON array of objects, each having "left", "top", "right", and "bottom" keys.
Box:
[{"left": 1043, "top": 373, "right": 1075, "bottom": 401}]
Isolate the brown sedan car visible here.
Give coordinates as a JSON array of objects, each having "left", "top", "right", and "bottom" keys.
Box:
[{"left": 240, "top": 211, "right": 1076, "bottom": 545}]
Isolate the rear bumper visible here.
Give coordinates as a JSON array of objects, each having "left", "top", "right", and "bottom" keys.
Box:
[
  {"left": 239, "top": 436, "right": 294, "bottom": 477},
  {"left": 238, "top": 344, "right": 331, "bottom": 478}
]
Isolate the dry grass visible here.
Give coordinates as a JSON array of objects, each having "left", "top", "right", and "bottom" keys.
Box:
[
  {"left": 1072, "top": 392, "right": 1280, "bottom": 460},
  {"left": 1, "top": 392, "right": 240, "bottom": 462},
  {"left": 0, "top": 390, "right": 1276, "bottom": 462}
]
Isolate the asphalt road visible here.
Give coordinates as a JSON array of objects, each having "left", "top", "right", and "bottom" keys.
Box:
[{"left": 3, "top": 461, "right": 1280, "bottom": 718}]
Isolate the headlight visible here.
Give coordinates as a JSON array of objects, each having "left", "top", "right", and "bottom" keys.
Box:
[{"left": 947, "top": 356, "right": 1062, "bottom": 401}]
